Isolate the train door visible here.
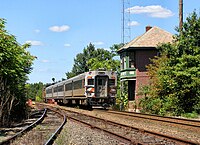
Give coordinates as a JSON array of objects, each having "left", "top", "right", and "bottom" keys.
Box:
[{"left": 95, "top": 76, "right": 108, "bottom": 97}]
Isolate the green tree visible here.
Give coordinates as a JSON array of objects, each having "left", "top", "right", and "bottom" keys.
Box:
[
  {"left": 142, "top": 11, "right": 200, "bottom": 116},
  {"left": 26, "top": 82, "right": 44, "bottom": 101},
  {"left": 110, "top": 43, "right": 124, "bottom": 57},
  {"left": 0, "top": 19, "right": 35, "bottom": 126},
  {"left": 66, "top": 43, "right": 95, "bottom": 78},
  {"left": 87, "top": 47, "right": 120, "bottom": 71}
]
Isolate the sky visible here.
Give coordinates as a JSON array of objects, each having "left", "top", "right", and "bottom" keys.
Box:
[{"left": 1, "top": 0, "right": 199, "bottom": 84}]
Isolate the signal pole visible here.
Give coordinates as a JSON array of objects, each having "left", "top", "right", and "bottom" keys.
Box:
[{"left": 179, "top": 0, "right": 183, "bottom": 32}]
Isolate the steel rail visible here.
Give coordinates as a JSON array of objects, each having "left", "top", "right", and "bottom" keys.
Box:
[
  {"left": 44, "top": 108, "right": 67, "bottom": 145},
  {"left": 65, "top": 109, "right": 198, "bottom": 145},
  {"left": 67, "top": 114, "right": 139, "bottom": 144},
  {"left": 0, "top": 109, "right": 47, "bottom": 145},
  {"left": 40, "top": 103, "right": 199, "bottom": 144},
  {"left": 106, "top": 110, "right": 200, "bottom": 128}
]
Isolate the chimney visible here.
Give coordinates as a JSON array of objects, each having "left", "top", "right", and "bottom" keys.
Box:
[{"left": 146, "top": 26, "right": 152, "bottom": 32}]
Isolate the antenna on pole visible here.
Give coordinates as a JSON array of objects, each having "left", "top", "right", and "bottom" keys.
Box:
[{"left": 121, "top": 0, "right": 131, "bottom": 45}]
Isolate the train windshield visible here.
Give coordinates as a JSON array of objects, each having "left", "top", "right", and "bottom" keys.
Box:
[
  {"left": 95, "top": 76, "right": 108, "bottom": 97},
  {"left": 88, "top": 79, "right": 94, "bottom": 85}
]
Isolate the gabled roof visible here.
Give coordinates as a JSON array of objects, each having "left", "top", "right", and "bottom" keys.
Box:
[{"left": 118, "top": 26, "right": 173, "bottom": 52}]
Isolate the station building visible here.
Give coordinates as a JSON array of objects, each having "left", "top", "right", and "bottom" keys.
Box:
[{"left": 117, "top": 26, "right": 173, "bottom": 111}]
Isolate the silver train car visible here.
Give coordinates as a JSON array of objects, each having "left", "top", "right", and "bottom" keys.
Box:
[{"left": 45, "top": 70, "right": 117, "bottom": 108}]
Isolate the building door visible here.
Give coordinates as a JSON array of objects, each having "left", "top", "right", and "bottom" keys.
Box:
[{"left": 128, "top": 80, "right": 135, "bottom": 100}]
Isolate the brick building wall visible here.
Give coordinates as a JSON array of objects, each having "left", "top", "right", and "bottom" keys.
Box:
[{"left": 135, "top": 50, "right": 157, "bottom": 104}]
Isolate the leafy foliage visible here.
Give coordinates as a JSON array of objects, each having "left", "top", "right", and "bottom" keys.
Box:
[
  {"left": 25, "top": 82, "right": 44, "bottom": 101},
  {"left": 66, "top": 43, "right": 122, "bottom": 78},
  {"left": 66, "top": 43, "right": 95, "bottom": 78},
  {"left": 140, "top": 11, "right": 200, "bottom": 116},
  {"left": 0, "top": 19, "right": 35, "bottom": 126}
]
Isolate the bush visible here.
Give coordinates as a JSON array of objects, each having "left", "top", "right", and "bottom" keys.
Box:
[{"left": 181, "top": 112, "right": 199, "bottom": 118}]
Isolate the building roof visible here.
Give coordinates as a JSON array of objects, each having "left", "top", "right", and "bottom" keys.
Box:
[{"left": 118, "top": 26, "right": 173, "bottom": 52}]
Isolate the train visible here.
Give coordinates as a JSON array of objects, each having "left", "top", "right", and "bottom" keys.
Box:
[{"left": 45, "top": 70, "right": 117, "bottom": 108}]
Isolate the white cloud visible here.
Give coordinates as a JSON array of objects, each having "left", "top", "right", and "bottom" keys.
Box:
[
  {"left": 128, "top": 21, "right": 140, "bottom": 26},
  {"left": 41, "top": 59, "right": 49, "bottom": 63},
  {"left": 49, "top": 25, "right": 70, "bottom": 32},
  {"left": 93, "top": 41, "right": 104, "bottom": 46},
  {"left": 64, "top": 43, "right": 71, "bottom": 47},
  {"left": 34, "top": 29, "right": 40, "bottom": 33},
  {"left": 25, "top": 40, "right": 43, "bottom": 46},
  {"left": 126, "top": 5, "right": 174, "bottom": 18}
]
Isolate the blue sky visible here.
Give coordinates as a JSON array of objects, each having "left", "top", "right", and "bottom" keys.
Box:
[{"left": 1, "top": 0, "right": 199, "bottom": 84}]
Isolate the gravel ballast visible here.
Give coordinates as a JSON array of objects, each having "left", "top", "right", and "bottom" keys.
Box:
[{"left": 54, "top": 120, "right": 126, "bottom": 145}]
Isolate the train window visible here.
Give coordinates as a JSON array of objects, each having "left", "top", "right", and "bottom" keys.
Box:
[
  {"left": 46, "top": 89, "right": 52, "bottom": 94},
  {"left": 98, "top": 79, "right": 103, "bottom": 85},
  {"left": 65, "top": 83, "right": 72, "bottom": 91},
  {"left": 88, "top": 79, "right": 94, "bottom": 85},
  {"left": 57, "top": 85, "right": 64, "bottom": 92},
  {"left": 74, "top": 80, "right": 82, "bottom": 89},
  {"left": 109, "top": 79, "right": 115, "bottom": 86},
  {"left": 82, "top": 79, "right": 85, "bottom": 88},
  {"left": 54, "top": 87, "right": 57, "bottom": 92}
]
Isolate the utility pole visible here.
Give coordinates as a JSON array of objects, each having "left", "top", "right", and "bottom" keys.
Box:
[{"left": 179, "top": 0, "right": 183, "bottom": 32}]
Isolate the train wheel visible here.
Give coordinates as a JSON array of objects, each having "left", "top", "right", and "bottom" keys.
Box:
[{"left": 87, "top": 105, "right": 93, "bottom": 111}]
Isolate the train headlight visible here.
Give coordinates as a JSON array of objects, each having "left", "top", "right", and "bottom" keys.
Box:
[
  {"left": 86, "top": 87, "right": 95, "bottom": 97},
  {"left": 109, "top": 88, "right": 116, "bottom": 97}
]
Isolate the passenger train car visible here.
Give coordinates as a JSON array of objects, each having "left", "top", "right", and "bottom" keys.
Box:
[{"left": 45, "top": 70, "right": 117, "bottom": 108}]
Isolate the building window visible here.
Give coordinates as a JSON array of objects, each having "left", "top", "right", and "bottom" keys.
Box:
[
  {"left": 121, "top": 59, "right": 123, "bottom": 70},
  {"left": 120, "top": 52, "right": 126, "bottom": 70},
  {"left": 157, "top": 52, "right": 161, "bottom": 57},
  {"left": 123, "top": 57, "right": 126, "bottom": 69},
  {"left": 129, "top": 52, "right": 135, "bottom": 68},
  {"left": 109, "top": 79, "right": 115, "bottom": 86}
]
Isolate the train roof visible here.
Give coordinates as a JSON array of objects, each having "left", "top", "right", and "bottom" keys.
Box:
[
  {"left": 45, "top": 70, "right": 116, "bottom": 89},
  {"left": 45, "top": 72, "right": 87, "bottom": 89}
]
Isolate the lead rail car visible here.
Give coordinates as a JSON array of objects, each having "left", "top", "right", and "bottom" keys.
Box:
[{"left": 45, "top": 70, "right": 117, "bottom": 108}]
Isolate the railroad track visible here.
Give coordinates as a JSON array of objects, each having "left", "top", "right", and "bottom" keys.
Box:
[
  {"left": 106, "top": 110, "right": 200, "bottom": 128},
  {"left": 36, "top": 103, "right": 200, "bottom": 144},
  {"left": 93, "top": 109, "right": 200, "bottom": 144},
  {"left": 0, "top": 109, "right": 44, "bottom": 143},
  {"left": 68, "top": 112, "right": 196, "bottom": 144},
  {"left": 61, "top": 108, "right": 198, "bottom": 144},
  {"left": 0, "top": 108, "right": 66, "bottom": 145}
]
